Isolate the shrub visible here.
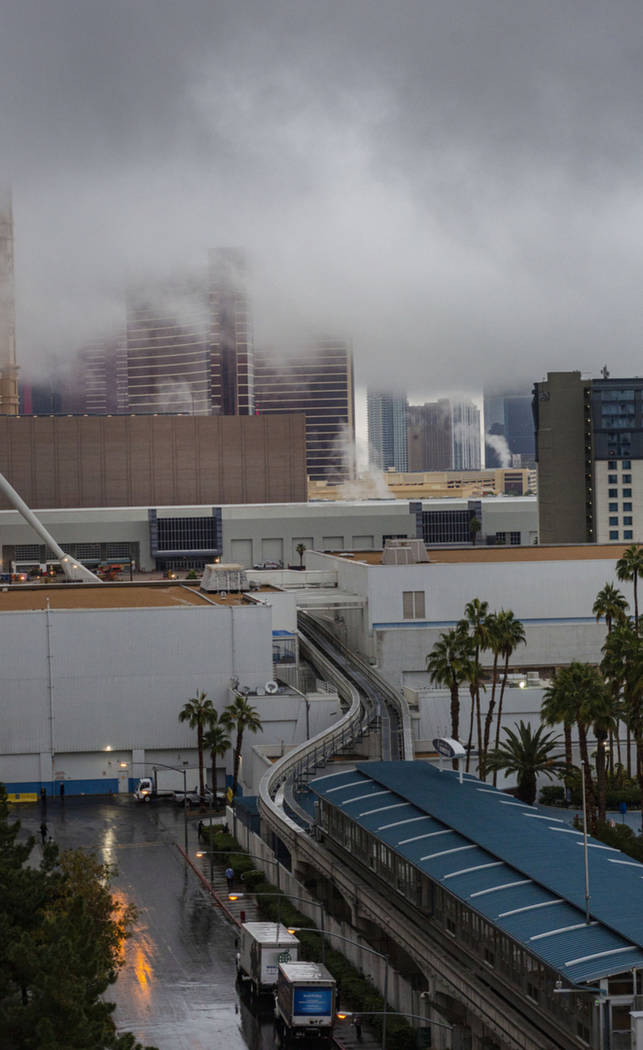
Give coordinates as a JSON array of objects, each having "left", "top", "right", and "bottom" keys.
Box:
[{"left": 539, "top": 785, "right": 566, "bottom": 806}]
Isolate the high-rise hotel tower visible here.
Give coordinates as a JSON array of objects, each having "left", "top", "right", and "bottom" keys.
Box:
[{"left": 0, "top": 189, "right": 18, "bottom": 415}]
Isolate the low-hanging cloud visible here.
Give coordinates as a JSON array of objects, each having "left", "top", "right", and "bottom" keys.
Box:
[{"left": 4, "top": 1, "right": 643, "bottom": 397}]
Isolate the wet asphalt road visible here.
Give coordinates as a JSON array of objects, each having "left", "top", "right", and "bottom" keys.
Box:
[{"left": 16, "top": 795, "right": 276, "bottom": 1050}]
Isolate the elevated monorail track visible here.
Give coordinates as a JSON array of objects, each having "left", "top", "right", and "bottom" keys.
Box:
[{"left": 297, "top": 610, "right": 413, "bottom": 762}]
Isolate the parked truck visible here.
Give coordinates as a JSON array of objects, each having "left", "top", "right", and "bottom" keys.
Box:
[
  {"left": 237, "top": 923, "right": 299, "bottom": 995},
  {"left": 133, "top": 768, "right": 200, "bottom": 802},
  {"left": 274, "top": 961, "right": 336, "bottom": 1045}
]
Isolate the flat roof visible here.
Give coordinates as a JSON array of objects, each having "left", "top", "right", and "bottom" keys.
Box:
[
  {"left": 0, "top": 583, "right": 249, "bottom": 611},
  {"left": 340, "top": 544, "right": 632, "bottom": 565}
]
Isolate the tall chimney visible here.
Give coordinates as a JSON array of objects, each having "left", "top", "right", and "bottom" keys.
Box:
[{"left": 0, "top": 188, "right": 19, "bottom": 415}]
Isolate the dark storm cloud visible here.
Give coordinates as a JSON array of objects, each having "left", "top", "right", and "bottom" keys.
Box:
[{"left": 3, "top": 0, "right": 643, "bottom": 393}]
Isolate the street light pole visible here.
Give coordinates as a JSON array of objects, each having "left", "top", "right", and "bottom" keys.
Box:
[{"left": 581, "top": 759, "right": 591, "bottom": 923}]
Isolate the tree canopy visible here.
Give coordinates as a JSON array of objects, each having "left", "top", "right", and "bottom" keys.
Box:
[{"left": 0, "top": 787, "right": 155, "bottom": 1050}]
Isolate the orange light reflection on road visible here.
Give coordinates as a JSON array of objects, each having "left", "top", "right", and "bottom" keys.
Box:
[
  {"left": 134, "top": 943, "right": 153, "bottom": 993},
  {"left": 111, "top": 887, "right": 154, "bottom": 1005}
]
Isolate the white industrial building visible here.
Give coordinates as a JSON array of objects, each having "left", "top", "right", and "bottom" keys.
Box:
[
  {"left": 298, "top": 543, "right": 629, "bottom": 693},
  {"left": 0, "top": 582, "right": 339, "bottom": 798},
  {"left": 0, "top": 497, "right": 538, "bottom": 575}
]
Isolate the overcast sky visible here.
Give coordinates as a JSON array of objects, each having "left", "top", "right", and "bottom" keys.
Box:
[{"left": 3, "top": 0, "right": 643, "bottom": 398}]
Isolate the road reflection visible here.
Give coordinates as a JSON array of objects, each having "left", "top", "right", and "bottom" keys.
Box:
[{"left": 236, "top": 981, "right": 278, "bottom": 1050}]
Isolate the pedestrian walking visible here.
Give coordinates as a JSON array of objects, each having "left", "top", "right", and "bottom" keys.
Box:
[
  {"left": 59, "top": 782, "right": 65, "bottom": 802},
  {"left": 40, "top": 822, "right": 48, "bottom": 844},
  {"left": 225, "top": 866, "right": 235, "bottom": 891},
  {"left": 197, "top": 820, "right": 204, "bottom": 839},
  {"left": 353, "top": 1015, "right": 362, "bottom": 1041}
]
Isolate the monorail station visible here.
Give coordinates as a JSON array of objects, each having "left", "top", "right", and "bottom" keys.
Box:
[{"left": 309, "top": 761, "right": 643, "bottom": 1050}]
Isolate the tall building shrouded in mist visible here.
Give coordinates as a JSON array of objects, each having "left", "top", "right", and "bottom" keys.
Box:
[
  {"left": 484, "top": 391, "right": 536, "bottom": 467},
  {"left": 408, "top": 398, "right": 481, "bottom": 471},
  {"left": 408, "top": 400, "right": 452, "bottom": 471},
  {"left": 125, "top": 249, "right": 253, "bottom": 416},
  {"left": 210, "top": 248, "right": 254, "bottom": 415},
  {"left": 367, "top": 391, "right": 408, "bottom": 472},
  {"left": 0, "top": 190, "right": 18, "bottom": 415},
  {"left": 254, "top": 339, "right": 355, "bottom": 482},
  {"left": 80, "top": 338, "right": 129, "bottom": 415},
  {"left": 126, "top": 280, "right": 213, "bottom": 415},
  {"left": 452, "top": 400, "right": 481, "bottom": 470}
]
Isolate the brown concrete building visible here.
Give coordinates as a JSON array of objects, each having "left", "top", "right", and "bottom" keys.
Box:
[{"left": 0, "top": 414, "right": 307, "bottom": 509}]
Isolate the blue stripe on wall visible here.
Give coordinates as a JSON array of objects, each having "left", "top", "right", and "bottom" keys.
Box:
[{"left": 4, "top": 779, "right": 120, "bottom": 797}]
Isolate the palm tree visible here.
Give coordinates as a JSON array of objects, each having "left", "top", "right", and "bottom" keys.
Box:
[
  {"left": 492, "top": 611, "right": 527, "bottom": 785},
  {"left": 202, "top": 717, "right": 231, "bottom": 804},
  {"left": 480, "top": 612, "right": 501, "bottom": 778},
  {"left": 485, "top": 722, "right": 566, "bottom": 805},
  {"left": 602, "top": 619, "right": 642, "bottom": 784},
  {"left": 296, "top": 543, "right": 306, "bottom": 569},
  {"left": 593, "top": 583, "right": 629, "bottom": 635},
  {"left": 463, "top": 598, "right": 491, "bottom": 763},
  {"left": 426, "top": 627, "right": 473, "bottom": 744},
  {"left": 222, "top": 694, "right": 263, "bottom": 798},
  {"left": 178, "top": 690, "right": 216, "bottom": 797},
  {"left": 469, "top": 517, "right": 481, "bottom": 546},
  {"left": 616, "top": 544, "right": 643, "bottom": 630},
  {"left": 542, "top": 662, "right": 608, "bottom": 823},
  {"left": 542, "top": 666, "right": 579, "bottom": 772}
]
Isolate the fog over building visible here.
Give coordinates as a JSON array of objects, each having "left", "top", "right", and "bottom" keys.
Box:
[
  {"left": 0, "top": 189, "right": 18, "bottom": 416},
  {"left": 484, "top": 391, "right": 536, "bottom": 468},
  {"left": 255, "top": 339, "right": 355, "bottom": 482},
  {"left": 367, "top": 390, "right": 408, "bottom": 472},
  {"left": 408, "top": 398, "right": 481, "bottom": 472}
]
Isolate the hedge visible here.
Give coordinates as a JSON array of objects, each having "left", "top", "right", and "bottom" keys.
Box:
[{"left": 201, "top": 829, "right": 418, "bottom": 1050}]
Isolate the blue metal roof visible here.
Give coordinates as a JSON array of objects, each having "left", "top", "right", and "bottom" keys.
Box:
[{"left": 309, "top": 762, "right": 643, "bottom": 985}]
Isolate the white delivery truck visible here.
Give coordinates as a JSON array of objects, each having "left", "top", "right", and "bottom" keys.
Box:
[
  {"left": 275, "top": 961, "right": 336, "bottom": 1045},
  {"left": 133, "top": 767, "right": 200, "bottom": 802},
  {"left": 237, "top": 923, "right": 299, "bottom": 994}
]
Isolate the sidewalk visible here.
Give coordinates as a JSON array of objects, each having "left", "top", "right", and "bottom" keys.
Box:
[{"left": 334, "top": 1017, "right": 383, "bottom": 1049}]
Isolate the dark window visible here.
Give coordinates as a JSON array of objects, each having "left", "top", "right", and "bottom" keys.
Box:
[
  {"left": 156, "top": 517, "right": 219, "bottom": 551},
  {"left": 609, "top": 489, "right": 618, "bottom": 497},
  {"left": 510, "top": 531, "right": 521, "bottom": 545},
  {"left": 623, "top": 488, "right": 632, "bottom": 497},
  {"left": 609, "top": 502, "right": 618, "bottom": 511},
  {"left": 625, "top": 530, "right": 633, "bottom": 540},
  {"left": 608, "top": 474, "right": 618, "bottom": 483},
  {"left": 623, "top": 474, "right": 632, "bottom": 483},
  {"left": 610, "top": 530, "right": 619, "bottom": 540},
  {"left": 624, "top": 516, "right": 633, "bottom": 525},
  {"left": 495, "top": 531, "right": 506, "bottom": 544},
  {"left": 622, "top": 459, "right": 632, "bottom": 469},
  {"left": 624, "top": 502, "right": 632, "bottom": 511},
  {"left": 609, "top": 516, "right": 618, "bottom": 526},
  {"left": 422, "top": 510, "right": 470, "bottom": 544},
  {"left": 15, "top": 544, "right": 44, "bottom": 560}
]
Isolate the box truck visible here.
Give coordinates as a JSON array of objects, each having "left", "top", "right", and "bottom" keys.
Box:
[
  {"left": 237, "top": 922, "right": 299, "bottom": 994},
  {"left": 133, "top": 768, "right": 200, "bottom": 802},
  {"left": 275, "top": 961, "right": 336, "bottom": 1044}
]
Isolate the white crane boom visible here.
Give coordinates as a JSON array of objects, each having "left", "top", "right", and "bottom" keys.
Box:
[{"left": 0, "top": 472, "right": 102, "bottom": 583}]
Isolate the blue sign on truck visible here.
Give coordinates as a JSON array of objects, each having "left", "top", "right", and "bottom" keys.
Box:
[{"left": 293, "top": 987, "right": 333, "bottom": 1016}]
